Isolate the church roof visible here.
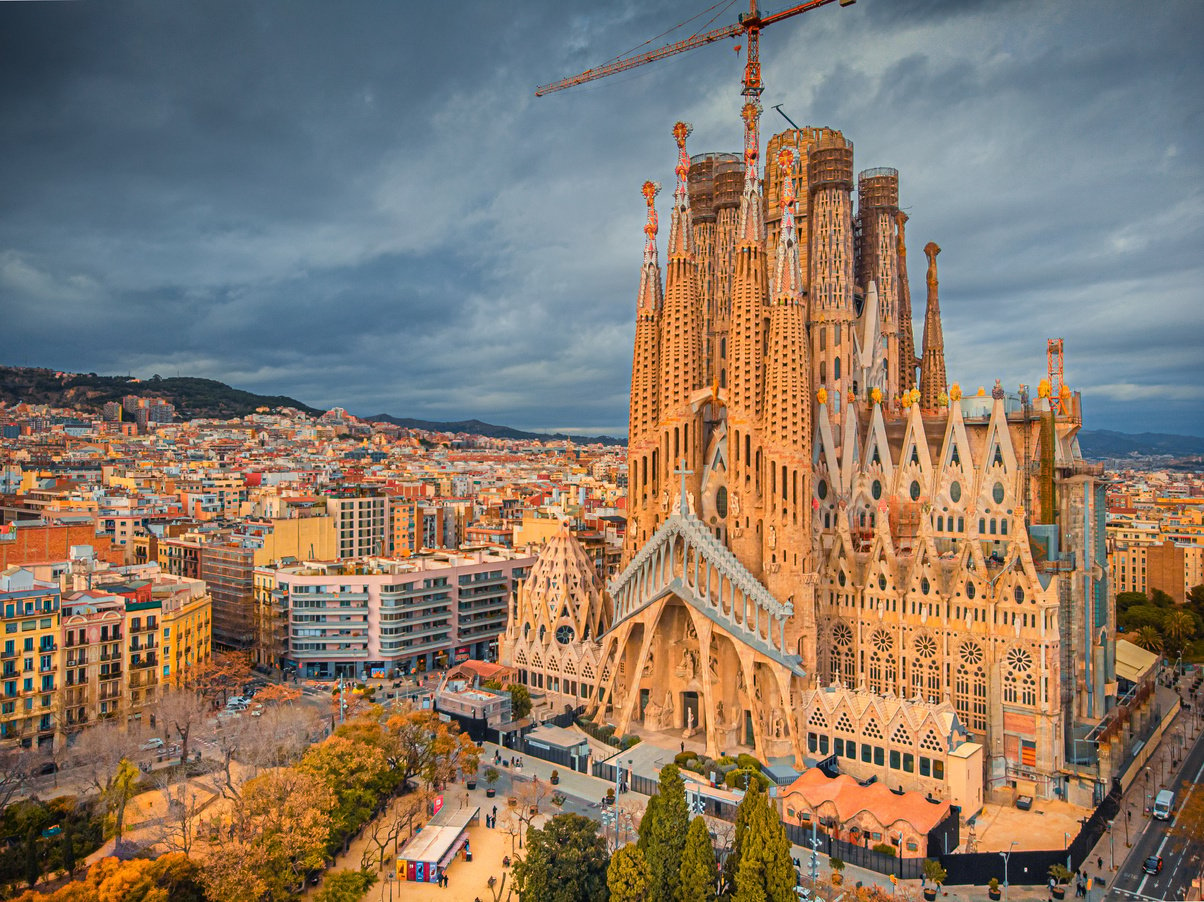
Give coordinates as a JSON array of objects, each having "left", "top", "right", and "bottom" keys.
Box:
[{"left": 783, "top": 768, "right": 951, "bottom": 834}]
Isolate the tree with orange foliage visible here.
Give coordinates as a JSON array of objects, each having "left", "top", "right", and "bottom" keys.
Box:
[
  {"left": 7, "top": 852, "right": 204, "bottom": 902},
  {"left": 384, "top": 704, "right": 481, "bottom": 789},
  {"left": 183, "top": 650, "right": 253, "bottom": 705},
  {"left": 204, "top": 768, "right": 335, "bottom": 902}
]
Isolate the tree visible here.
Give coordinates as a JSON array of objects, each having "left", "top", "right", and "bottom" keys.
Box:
[
  {"left": 608, "top": 843, "right": 651, "bottom": 902},
  {"left": 68, "top": 720, "right": 138, "bottom": 810},
  {"left": 203, "top": 768, "right": 335, "bottom": 902},
  {"left": 105, "top": 758, "right": 140, "bottom": 843},
  {"left": 298, "top": 734, "right": 393, "bottom": 851},
  {"left": 512, "top": 775, "right": 553, "bottom": 848},
  {"left": 1164, "top": 610, "right": 1196, "bottom": 650},
  {"left": 1133, "top": 626, "right": 1164, "bottom": 654},
  {"left": 315, "top": 869, "right": 377, "bottom": 902},
  {"left": 155, "top": 771, "right": 208, "bottom": 855},
  {"left": 512, "top": 812, "right": 610, "bottom": 902},
  {"left": 679, "top": 815, "right": 719, "bottom": 902},
  {"left": 636, "top": 764, "right": 689, "bottom": 901},
  {"left": 730, "top": 784, "right": 794, "bottom": 902},
  {"left": 0, "top": 745, "right": 36, "bottom": 812},
  {"left": 184, "top": 650, "right": 252, "bottom": 705},
  {"left": 722, "top": 780, "right": 763, "bottom": 897},
  {"left": 384, "top": 704, "right": 481, "bottom": 789},
  {"left": 922, "top": 859, "right": 946, "bottom": 889},
  {"left": 152, "top": 685, "right": 209, "bottom": 765}
]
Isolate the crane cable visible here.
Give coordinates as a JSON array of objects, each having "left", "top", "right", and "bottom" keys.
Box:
[{"left": 599, "top": 0, "right": 741, "bottom": 67}]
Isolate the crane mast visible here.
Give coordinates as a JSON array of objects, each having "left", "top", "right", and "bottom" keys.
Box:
[{"left": 535, "top": 0, "right": 855, "bottom": 98}]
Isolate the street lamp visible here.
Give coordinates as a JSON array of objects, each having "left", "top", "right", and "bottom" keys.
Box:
[
  {"left": 1063, "top": 832, "right": 1071, "bottom": 872},
  {"left": 1106, "top": 820, "right": 1114, "bottom": 871},
  {"left": 1000, "top": 840, "right": 1017, "bottom": 902}
]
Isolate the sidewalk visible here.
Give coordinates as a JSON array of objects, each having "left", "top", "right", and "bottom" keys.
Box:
[{"left": 480, "top": 741, "right": 615, "bottom": 805}]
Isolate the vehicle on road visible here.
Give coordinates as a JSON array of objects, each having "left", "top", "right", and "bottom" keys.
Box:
[
  {"left": 1153, "top": 788, "right": 1175, "bottom": 820},
  {"left": 1143, "top": 855, "right": 1163, "bottom": 875},
  {"left": 140, "top": 737, "right": 165, "bottom": 751}
]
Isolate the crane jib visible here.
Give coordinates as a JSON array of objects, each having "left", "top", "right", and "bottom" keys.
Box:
[{"left": 534, "top": 0, "right": 853, "bottom": 97}]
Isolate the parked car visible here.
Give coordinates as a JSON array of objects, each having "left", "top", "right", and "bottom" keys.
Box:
[{"left": 140, "top": 737, "right": 165, "bottom": 751}]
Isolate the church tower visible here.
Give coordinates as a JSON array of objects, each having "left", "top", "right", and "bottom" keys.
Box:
[
  {"left": 895, "top": 210, "right": 918, "bottom": 393},
  {"left": 727, "top": 100, "right": 770, "bottom": 576},
  {"left": 761, "top": 146, "right": 815, "bottom": 665},
  {"left": 856, "top": 168, "right": 900, "bottom": 399},
  {"left": 807, "top": 131, "right": 855, "bottom": 434},
  {"left": 626, "top": 180, "right": 663, "bottom": 554},
  {"left": 657, "top": 122, "right": 706, "bottom": 518}
]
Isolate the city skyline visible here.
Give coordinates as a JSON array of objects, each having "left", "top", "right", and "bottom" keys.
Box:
[{"left": 2, "top": 0, "right": 1201, "bottom": 436}]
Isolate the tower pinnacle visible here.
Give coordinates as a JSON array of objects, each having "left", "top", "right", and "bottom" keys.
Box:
[
  {"left": 638, "top": 180, "right": 662, "bottom": 312},
  {"left": 895, "top": 210, "right": 918, "bottom": 392},
  {"left": 919, "top": 241, "right": 947, "bottom": 410},
  {"left": 772, "top": 146, "right": 802, "bottom": 304},
  {"left": 737, "top": 101, "right": 765, "bottom": 244},
  {"left": 668, "top": 122, "right": 694, "bottom": 258}
]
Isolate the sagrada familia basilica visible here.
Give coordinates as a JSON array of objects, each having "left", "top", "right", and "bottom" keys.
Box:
[{"left": 502, "top": 100, "right": 1123, "bottom": 809}]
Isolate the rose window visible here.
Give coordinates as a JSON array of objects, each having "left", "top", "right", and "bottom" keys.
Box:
[
  {"left": 1006, "top": 647, "right": 1033, "bottom": 672},
  {"left": 914, "top": 635, "right": 937, "bottom": 659},
  {"left": 959, "top": 641, "right": 984, "bottom": 666}
]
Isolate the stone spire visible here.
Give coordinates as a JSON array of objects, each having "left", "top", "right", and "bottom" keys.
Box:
[
  {"left": 895, "top": 210, "right": 918, "bottom": 392},
  {"left": 659, "top": 123, "right": 705, "bottom": 505},
  {"left": 728, "top": 100, "right": 769, "bottom": 575},
  {"left": 919, "top": 241, "right": 947, "bottom": 411},
  {"left": 736, "top": 101, "right": 765, "bottom": 245},
  {"left": 667, "top": 121, "right": 694, "bottom": 259},
  {"left": 627, "top": 181, "right": 663, "bottom": 555}
]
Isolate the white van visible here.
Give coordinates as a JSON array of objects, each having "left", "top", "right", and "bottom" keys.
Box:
[{"left": 1153, "top": 789, "right": 1175, "bottom": 820}]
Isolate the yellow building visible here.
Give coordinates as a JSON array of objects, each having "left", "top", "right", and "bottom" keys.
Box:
[
  {"left": 0, "top": 567, "right": 62, "bottom": 748},
  {"left": 158, "top": 576, "right": 212, "bottom": 686}
]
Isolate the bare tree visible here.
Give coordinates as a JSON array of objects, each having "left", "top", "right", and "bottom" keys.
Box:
[
  {"left": 154, "top": 769, "right": 209, "bottom": 855},
  {"left": 69, "top": 720, "right": 138, "bottom": 799},
  {"left": 515, "top": 775, "right": 551, "bottom": 841},
  {"left": 206, "top": 703, "right": 319, "bottom": 807},
  {"left": 0, "top": 744, "right": 36, "bottom": 810},
  {"left": 153, "top": 686, "right": 210, "bottom": 766},
  {"left": 359, "top": 787, "right": 432, "bottom": 872}
]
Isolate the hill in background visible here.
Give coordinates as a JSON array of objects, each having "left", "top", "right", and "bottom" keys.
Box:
[
  {"left": 1078, "top": 429, "right": 1204, "bottom": 459},
  {"left": 0, "top": 366, "right": 321, "bottom": 420},
  {"left": 365, "top": 414, "right": 625, "bottom": 446}
]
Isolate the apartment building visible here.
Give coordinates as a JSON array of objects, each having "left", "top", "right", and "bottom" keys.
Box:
[
  {"left": 57, "top": 568, "right": 214, "bottom": 741},
  {"left": 257, "top": 547, "right": 533, "bottom": 679},
  {"left": 0, "top": 567, "right": 61, "bottom": 747},
  {"left": 327, "top": 491, "right": 388, "bottom": 559}
]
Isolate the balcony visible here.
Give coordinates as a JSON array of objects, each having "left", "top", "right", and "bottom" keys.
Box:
[{"left": 130, "top": 655, "right": 158, "bottom": 670}]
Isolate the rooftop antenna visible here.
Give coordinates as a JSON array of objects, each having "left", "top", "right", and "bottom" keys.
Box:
[{"left": 772, "top": 104, "right": 801, "bottom": 131}]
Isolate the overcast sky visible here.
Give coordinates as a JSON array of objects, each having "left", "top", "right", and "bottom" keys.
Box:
[{"left": 2, "top": 0, "right": 1201, "bottom": 436}]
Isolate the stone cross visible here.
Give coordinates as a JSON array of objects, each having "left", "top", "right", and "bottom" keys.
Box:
[{"left": 674, "top": 458, "right": 693, "bottom": 516}]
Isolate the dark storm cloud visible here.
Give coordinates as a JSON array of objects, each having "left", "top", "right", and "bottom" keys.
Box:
[{"left": 1, "top": 0, "right": 1201, "bottom": 436}]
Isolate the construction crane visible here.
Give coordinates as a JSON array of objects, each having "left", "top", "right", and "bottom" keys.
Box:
[{"left": 535, "top": 0, "right": 856, "bottom": 98}]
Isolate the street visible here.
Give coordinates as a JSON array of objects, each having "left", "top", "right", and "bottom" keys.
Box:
[{"left": 1107, "top": 710, "right": 1204, "bottom": 902}]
